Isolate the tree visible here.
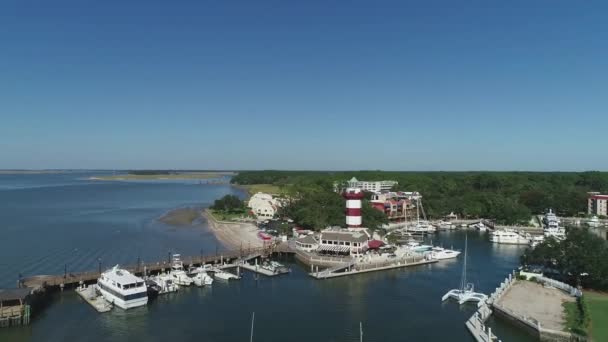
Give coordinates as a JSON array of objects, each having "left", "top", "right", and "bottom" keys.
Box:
[
  {"left": 211, "top": 195, "right": 244, "bottom": 212},
  {"left": 361, "top": 200, "right": 388, "bottom": 231}
]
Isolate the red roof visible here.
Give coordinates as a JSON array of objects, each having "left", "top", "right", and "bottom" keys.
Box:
[
  {"left": 367, "top": 240, "right": 385, "bottom": 249},
  {"left": 591, "top": 195, "right": 608, "bottom": 199}
]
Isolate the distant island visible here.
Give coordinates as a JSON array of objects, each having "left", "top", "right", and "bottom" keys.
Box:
[{"left": 91, "top": 170, "right": 236, "bottom": 181}]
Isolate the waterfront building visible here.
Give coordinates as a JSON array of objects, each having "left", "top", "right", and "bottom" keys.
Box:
[
  {"left": 295, "top": 235, "right": 318, "bottom": 252},
  {"left": 248, "top": 192, "right": 280, "bottom": 220},
  {"left": 588, "top": 192, "right": 608, "bottom": 216},
  {"left": 317, "top": 229, "right": 371, "bottom": 255},
  {"left": 369, "top": 191, "right": 420, "bottom": 222},
  {"left": 345, "top": 177, "right": 398, "bottom": 192}
]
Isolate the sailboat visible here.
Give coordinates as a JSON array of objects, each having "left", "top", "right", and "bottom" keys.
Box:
[{"left": 441, "top": 234, "right": 488, "bottom": 307}]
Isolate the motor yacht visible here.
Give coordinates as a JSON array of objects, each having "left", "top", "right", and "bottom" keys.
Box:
[
  {"left": 489, "top": 229, "right": 530, "bottom": 245},
  {"left": 96, "top": 265, "right": 148, "bottom": 310},
  {"left": 430, "top": 246, "right": 461, "bottom": 260}
]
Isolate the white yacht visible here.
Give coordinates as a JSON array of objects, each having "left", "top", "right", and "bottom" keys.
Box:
[
  {"left": 489, "top": 229, "right": 530, "bottom": 245},
  {"left": 150, "top": 273, "right": 179, "bottom": 294},
  {"left": 404, "top": 240, "right": 433, "bottom": 253},
  {"left": 543, "top": 209, "right": 565, "bottom": 239},
  {"left": 169, "top": 254, "right": 193, "bottom": 286},
  {"left": 430, "top": 246, "right": 461, "bottom": 260},
  {"left": 587, "top": 216, "right": 600, "bottom": 228},
  {"left": 408, "top": 221, "right": 436, "bottom": 234},
  {"left": 96, "top": 265, "right": 148, "bottom": 309}
]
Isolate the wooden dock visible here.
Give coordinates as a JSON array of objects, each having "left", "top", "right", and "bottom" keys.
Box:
[{"left": 19, "top": 245, "right": 287, "bottom": 291}]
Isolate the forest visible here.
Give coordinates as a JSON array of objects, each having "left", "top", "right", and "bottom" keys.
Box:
[{"left": 232, "top": 171, "right": 608, "bottom": 226}]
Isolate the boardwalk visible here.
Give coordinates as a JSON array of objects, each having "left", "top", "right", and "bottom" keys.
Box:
[{"left": 19, "top": 245, "right": 286, "bottom": 290}]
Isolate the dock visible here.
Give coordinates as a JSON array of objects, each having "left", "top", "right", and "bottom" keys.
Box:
[
  {"left": 309, "top": 257, "right": 437, "bottom": 280},
  {"left": 75, "top": 285, "right": 112, "bottom": 313},
  {"left": 19, "top": 245, "right": 281, "bottom": 291}
]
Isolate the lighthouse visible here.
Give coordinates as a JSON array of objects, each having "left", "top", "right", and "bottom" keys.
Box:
[{"left": 343, "top": 188, "right": 364, "bottom": 227}]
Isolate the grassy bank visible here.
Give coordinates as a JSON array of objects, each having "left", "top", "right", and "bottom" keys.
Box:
[
  {"left": 92, "top": 172, "right": 229, "bottom": 181},
  {"left": 208, "top": 209, "right": 250, "bottom": 222},
  {"left": 585, "top": 291, "right": 608, "bottom": 341},
  {"left": 159, "top": 207, "right": 202, "bottom": 225}
]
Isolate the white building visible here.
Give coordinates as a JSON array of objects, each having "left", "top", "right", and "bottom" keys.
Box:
[
  {"left": 295, "top": 235, "right": 318, "bottom": 252},
  {"left": 346, "top": 177, "right": 398, "bottom": 192},
  {"left": 248, "top": 192, "right": 280, "bottom": 220},
  {"left": 588, "top": 192, "right": 608, "bottom": 216},
  {"left": 317, "top": 229, "right": 371, "bottom": 255}
]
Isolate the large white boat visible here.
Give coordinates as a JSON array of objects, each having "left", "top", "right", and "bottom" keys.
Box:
[
  {"left": 430, "top": 246, "right": 461, "bottom": 260},
  {"left": 543, "top": 209, "right": 565, "bottom": 239},
  {"left": 96, "top": 265, "right": 148, "bottom": 310},
  {"left": 489, "top": 229, "right": 530, "bottom": 245},
  {"left": 169, "top": 254, "right": 193, "bottom": 286}
]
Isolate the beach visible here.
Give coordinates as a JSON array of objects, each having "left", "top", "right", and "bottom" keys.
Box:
[{"left": 202, "top": 209, "right": 263, "bottom": 250}]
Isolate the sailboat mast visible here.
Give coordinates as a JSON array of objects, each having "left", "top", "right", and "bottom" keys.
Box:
[
  {"left": 460, "top": 235, "right": 468, "bottom": 292},
  {"left": 250, "top": 312, "right": 255, "bottom": 342}
]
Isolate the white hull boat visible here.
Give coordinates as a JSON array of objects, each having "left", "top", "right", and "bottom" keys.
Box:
[
  {"left": 212, "top": 269, "right": 240, "bottom": 281},
  {"left": 442, "top": 235, "right": 487, "bottom": 307},
  {"left": 489, "top": 229, "right": 530, "bottom": 245},
  {"left": 97, "top": 265, "right": 148, "bottom": 310},
  {"left": 150, "top": 273, "right": 179, "bottom": 294},
  {"left": 430, "top": 247, "right": 461, "bottom": 260},
  {"left": 170, "top": 254, "right": 194, "bottom": 286},
  {"left": 192, "top": 272, "right": 214, "bottom": 287}
]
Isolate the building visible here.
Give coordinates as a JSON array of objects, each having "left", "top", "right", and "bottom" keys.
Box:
[
  {"left": 247, "top": 192, "right": 280, "bottom": 220},
  {"left": 345, "top": 177, "right": 398, "bottom": 192},
  {"left": 588, "top": 192, "right": 608, "bottom": 216},
  {"left": 370, "top": 191, "right": 420, "bottom": 222},
  {"left": 295, "top": 235, "right": 318, "bottom": 252},
  {"left": 317, "top": 229, "right": 371, "bottom": 255}
]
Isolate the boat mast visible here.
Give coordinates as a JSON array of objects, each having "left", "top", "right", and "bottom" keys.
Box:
[
  {"left": 250, "top": 312, "right": 255, "bottom": 342},
  {"left": 360, "top": 321, "right": 363, "bottom": 342},
  {"left": 460, "top": 235, "right": 468, "bottom": 292}
]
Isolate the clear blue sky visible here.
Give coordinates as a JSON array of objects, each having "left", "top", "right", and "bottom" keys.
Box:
[{"left": 1, "top": 1, "right": 606, "bottom": 171}]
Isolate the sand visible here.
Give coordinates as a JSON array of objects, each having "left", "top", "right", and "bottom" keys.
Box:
[{"left": 203, "top": 209, "right": 263, "bottom": 250}]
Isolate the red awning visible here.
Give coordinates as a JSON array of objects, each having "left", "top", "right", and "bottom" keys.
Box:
[{"left": 368, "top": 240, "right": 385, "bottom": 249}]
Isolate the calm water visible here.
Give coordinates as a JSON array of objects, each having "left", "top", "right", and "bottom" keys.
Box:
[{"left": 0, "top": 173, "right": 535, "bottom": 342}]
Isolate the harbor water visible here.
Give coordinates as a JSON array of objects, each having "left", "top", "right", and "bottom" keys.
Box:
[{"left": 0, "top": 172, "right": 535, "bottom": 341}]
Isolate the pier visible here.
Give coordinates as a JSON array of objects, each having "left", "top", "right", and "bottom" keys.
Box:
[{"left": 18, "top": 245, "right": 283, "bottom": 291}]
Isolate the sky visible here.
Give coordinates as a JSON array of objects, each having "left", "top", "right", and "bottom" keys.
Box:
[{"left": 1, "top": 0, "right": 607, "bottom": 171}]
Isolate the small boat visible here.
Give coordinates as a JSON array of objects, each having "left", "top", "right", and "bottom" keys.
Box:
[
  {"left": 472, "top": 222, "right": 488, "bottom": 231},
  {"left": 96, "top": 265, "right": 148, "bottom": 310},
  {"left": 404, "top": 240, "right": 433, "bottom": 253},
  {"left": 145, "top": 279, "right": 161, "bottom": 299},
  {"left": 587, "top": 216, "right": 600, "bottom": 228},
  {"left": 192, "top": 271, "right": 214, "bottom": 287},
  {"left": 430, "top": 246, "right": 461, "bottom": 260},
  {"left": 169, "top": 254, "right": 193, "bottom": 286},
  {"left": 260, "top": 261, "right": 289, "bottom": 274},
  {"left": 212, "top": 268, "right": 240, "bottom": 281},
  {"left": 150, "top": 273, "right": 179, "bottom": 294}
]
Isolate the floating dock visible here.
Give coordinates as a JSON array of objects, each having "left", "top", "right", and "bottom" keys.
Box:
[
  {"left": 75, "top": 285, "right": 112, "bottom": 313},
  {"left": 309, "top": 258, "right": 437, "bottom": 280}
]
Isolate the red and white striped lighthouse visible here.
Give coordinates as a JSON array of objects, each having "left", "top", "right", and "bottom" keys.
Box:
[{"left": 343, "top": 188, "right": 364, "bottom": 227}]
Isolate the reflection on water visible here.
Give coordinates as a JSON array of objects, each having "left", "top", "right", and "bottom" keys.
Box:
[{"left": 0, "top": 173, "right": 536, "bottom": 342}]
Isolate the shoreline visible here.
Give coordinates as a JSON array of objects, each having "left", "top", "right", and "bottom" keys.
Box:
[{"left": 202, "top": 209, "right": 263, "bottom": 250}]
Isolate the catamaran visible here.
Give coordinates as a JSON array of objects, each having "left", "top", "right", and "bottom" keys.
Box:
[
  {"left": 442, "top": 235, "right": 488, "bottom": 307},
  {"left": 96, "top": 265, "right": 148, "bottom": 309}
]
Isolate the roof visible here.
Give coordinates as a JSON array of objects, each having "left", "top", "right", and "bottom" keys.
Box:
[
  {"left": 296, "top": 235, "right": 318, "bottom": 244},
  {"left": 367, "top": 240, "right": 385, "bottom": 249},
  {"left": 0, "top": 288, "right": 31, "bottom": 302},
  {"left": 590, "top": 194, "right": 608, "bottom": 199},
  {"left": 102, "top": 266, "right": 143, "bottom": 284},
  {"left": 320, "top": 231, "right": 369, "bottom": 243}
]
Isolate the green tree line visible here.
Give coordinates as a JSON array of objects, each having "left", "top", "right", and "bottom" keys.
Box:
[{"left": 233, "top": 171, "right": 608, "bottom": 224}]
